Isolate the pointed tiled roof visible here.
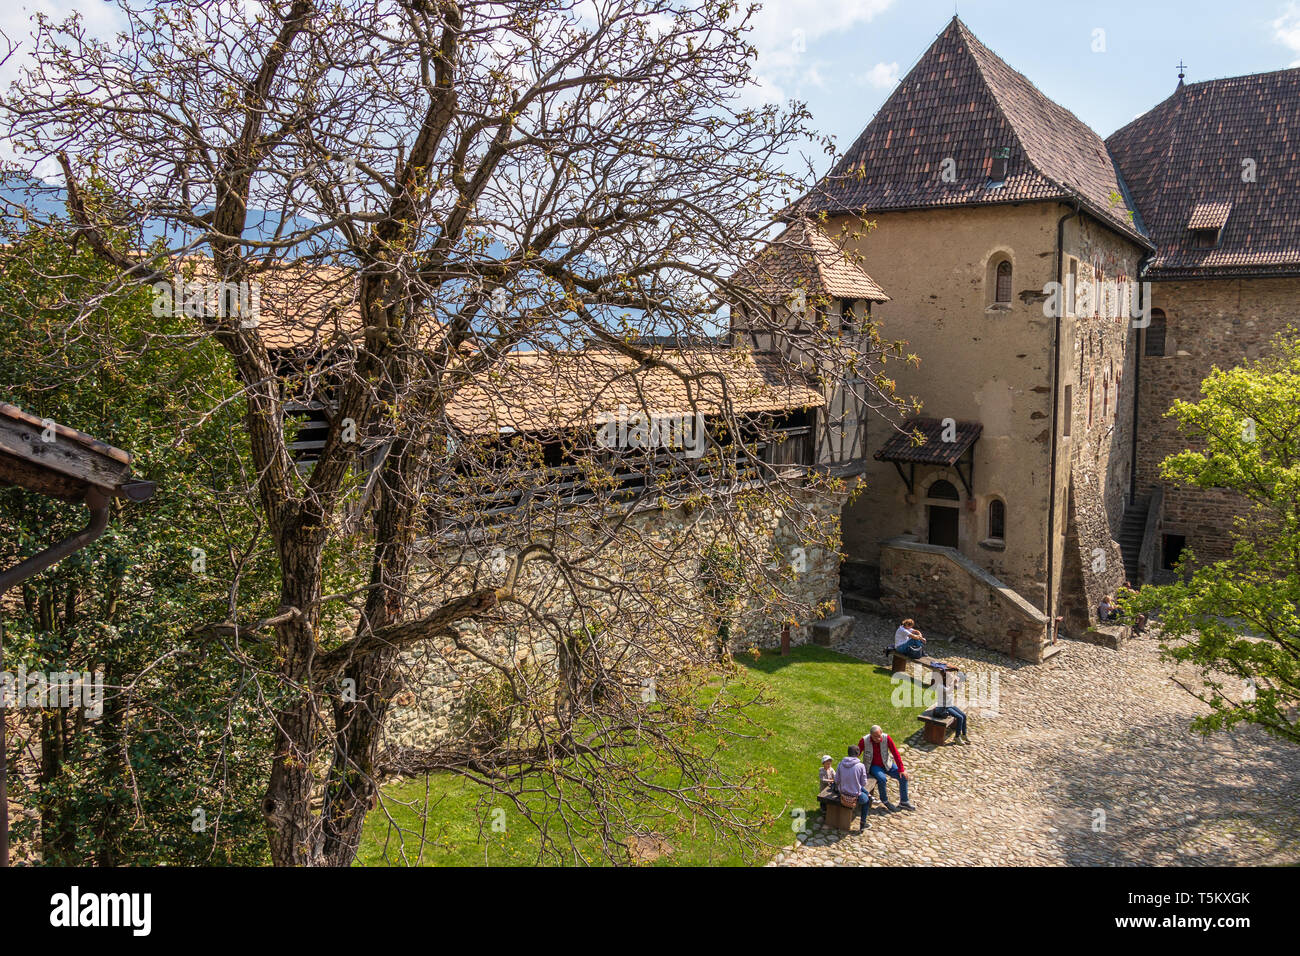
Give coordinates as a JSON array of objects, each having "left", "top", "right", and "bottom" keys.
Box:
[
  {"left": 796, "top": 18, "right": 1146, "bottom": 245},
  {"left": 731, "top": 218, "right": 889, "bottom": 304},
  {"left": 1107, "top": 68, "right": 1300, "bottom": 278}
]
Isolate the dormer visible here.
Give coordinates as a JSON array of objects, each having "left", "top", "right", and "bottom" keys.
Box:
[{"left": 1187, "top": 201, "right": 1231, "bottom": 249}]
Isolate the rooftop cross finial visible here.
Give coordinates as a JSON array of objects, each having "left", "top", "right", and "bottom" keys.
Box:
[{"left": 1177, "top": 60, "right": 1187, "bottom": 82}]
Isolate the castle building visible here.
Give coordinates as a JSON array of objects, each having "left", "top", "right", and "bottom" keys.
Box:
[
  {"left": 735, "top": 17, "right": 1300, "bottom": 661},
  {"left": 1107, "top": 67, "right": 1300, "bottom": 573}
]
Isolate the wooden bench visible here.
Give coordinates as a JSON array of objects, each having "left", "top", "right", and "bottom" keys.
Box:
[
  {"left": 823, "top": 797, "right": 855, "bottom": 831},
  {"left": 891, "top": 651, "right": 945, "bottom": 675},
  {"left": 917, "top": 707, "right": 957, "bottom": 745},
  {"left": 818, "top": 784, "right": 877, "bottom": 831}
]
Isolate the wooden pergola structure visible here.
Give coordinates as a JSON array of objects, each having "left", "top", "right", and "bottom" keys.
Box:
[{"left": 0, "top": 403, "right": 155, "bottom": 867}]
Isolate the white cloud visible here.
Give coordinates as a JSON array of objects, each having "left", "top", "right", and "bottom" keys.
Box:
[
  {"left": 0, "top": 2, "right": 124, "bottom": 173},
  {"left": 0, "top": 1, "right": 122, "bottom": 84},
  {"left": 742, "top": 0, "right": 896, "bottom": 103},
  {"left": 1274, "top": 1, "right": 1300, "bottom": 66},
  {"left": 855, "top": 60, "right": 899, "bottom": 88},
  {"left": 745, "top": 0, "right": 895, "bottom": 51}
]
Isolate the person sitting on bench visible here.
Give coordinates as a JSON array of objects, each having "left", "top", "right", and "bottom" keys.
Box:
[
  {"left": 931, "top": 664, "right": 970, "bottom": 745},
  {"left": 886, "top": 618, "right": 926, "bottom": 660},
  {"left": 857, "top": 725, "right": 916, "bottom": 811},
  {"left": 819, "top": 754, "right": 838, "bottom": 794},
  {"left": 835, "top": 746, "right": 873, "bottom": 831},
  {"left": 1097, "top": 594, "right": 1120, "bottom": 623}
]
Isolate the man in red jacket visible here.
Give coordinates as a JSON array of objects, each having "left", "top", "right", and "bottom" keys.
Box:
[{"left": 857, "top": 725, "right": 916, "bottom": 811}]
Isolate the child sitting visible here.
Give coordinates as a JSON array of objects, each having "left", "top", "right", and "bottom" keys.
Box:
[{"left": 819, "top": 754, "right": 838, "bottom": 794}]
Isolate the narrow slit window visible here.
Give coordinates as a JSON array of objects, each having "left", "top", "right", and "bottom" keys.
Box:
[{"left": 1067, "top": 258, "right": 1079, "bottom": 317}]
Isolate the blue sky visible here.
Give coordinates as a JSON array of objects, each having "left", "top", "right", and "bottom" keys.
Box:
[
  {"left": 3, "top": 1, "right": 1298, "bottom": 179},
  {"left": 745, "top": 0, "right": 1300, "bottom": 160}
]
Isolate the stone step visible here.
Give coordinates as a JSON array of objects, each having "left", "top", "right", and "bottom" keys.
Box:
[
  {"left": 811, "top": 614, "right": 856, "bottom": 647},
  {"left": 842, "top": 591, "right": 886, "bottom": 616},
  {"left": 1118, "top": 496, "right": 1150, "bottom": 586},
  {"left": 1070, "top": 624, "right": 1129, "bottom": 650}
]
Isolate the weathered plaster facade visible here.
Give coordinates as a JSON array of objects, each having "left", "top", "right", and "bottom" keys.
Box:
[
  {"left": 837, "top": 203, "right": 1061, "bottom": 605},
  {"left": 833, "top": 203, "right": 1145, "bottom": 639}
]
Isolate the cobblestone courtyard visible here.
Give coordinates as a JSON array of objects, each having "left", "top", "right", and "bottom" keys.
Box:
[{"left": 771, "top": 615, "right": 1300, "bottom": 867}]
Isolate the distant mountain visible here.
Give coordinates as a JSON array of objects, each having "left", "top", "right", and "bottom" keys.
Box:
[
  {"left": 0, "top": 173, "right": 67, "bottom": 223},
  {"left": 0, "top": 173, "right": 330, "bottom": 249},
  {"left": 0, "top": 174, "right": 709, "bottom": 338}
]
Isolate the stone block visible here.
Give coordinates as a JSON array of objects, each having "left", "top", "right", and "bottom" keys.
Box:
[{"left": 811, "top": 614, "right": 855, "bottom": 647}]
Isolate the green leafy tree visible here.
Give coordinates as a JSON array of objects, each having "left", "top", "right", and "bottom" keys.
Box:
[
  {"left": 1126, "top": 332, "right": 1300, "bottom": 744},
  {"left": 0, "top": 220, "right": 275, "bottom": 864}
]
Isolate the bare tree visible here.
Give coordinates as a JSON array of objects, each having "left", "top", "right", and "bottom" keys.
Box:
[{"left": 2, "top": 0, "right": 906, "bottom": 865}]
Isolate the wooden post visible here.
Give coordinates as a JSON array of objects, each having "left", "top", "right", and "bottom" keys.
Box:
[{"left": 781, "top": 624, "right": 791, "bottom": 656}]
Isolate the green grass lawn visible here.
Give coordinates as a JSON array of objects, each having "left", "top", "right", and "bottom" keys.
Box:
[{"left": 357, "top": 643, "right": 924, "bottom": 866}]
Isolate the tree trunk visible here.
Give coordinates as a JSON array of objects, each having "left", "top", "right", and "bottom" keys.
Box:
[
  {"left": 319, "top": 426, "right": 422, "bottom": 866},
  {"left": 263, "top": 520, "right": 327, "bottom": 866},
  {"left": 263, "top": 694, "right": 321, "bottom": 866}
]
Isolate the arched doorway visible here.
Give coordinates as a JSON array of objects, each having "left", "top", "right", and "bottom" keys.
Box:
[{"left": 927, "top": 479, "right": 960, "bottom": 548}]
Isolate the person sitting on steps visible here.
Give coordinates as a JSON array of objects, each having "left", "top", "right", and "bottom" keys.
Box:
[{"left": 1118, "top": 581, "right": 1149, "bottom": 636}]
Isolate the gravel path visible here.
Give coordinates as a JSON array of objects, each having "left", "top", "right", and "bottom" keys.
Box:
[{"left": 771, "top": 613, "right": 1300, "bottom": 867}]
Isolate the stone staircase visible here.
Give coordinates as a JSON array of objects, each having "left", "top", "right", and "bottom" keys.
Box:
[
  {"left": 1118, "top": 495, "right": 1150, "bottom": 584},
  {"left": 842, "top": 591, "right": 886, "bottom": 617}
]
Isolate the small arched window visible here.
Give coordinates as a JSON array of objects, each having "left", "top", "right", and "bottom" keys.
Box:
[
  {"left": 928, "top": 479, "right": 960, "bottom": 501},
  {"left": 988, "top": 499, "right": 1006, "bottom": 541},
  {"left": 995, "top": 260, "right": 1012, "bottom": 304}
]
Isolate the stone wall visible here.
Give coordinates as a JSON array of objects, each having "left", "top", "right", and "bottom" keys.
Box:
[
  {"left": 878, "top": 537, "right": 1049, "bottom": 662},
  {"left": 1141, "top": 277, "right": 1300, "bottom": 565},
  {"left": 384, "top": 487, "right": 847, "bottom": 749},
  {"left": 1057, "top": 214, "right": 1145, "bottom": 631},
  {"left": 1059, "top": 486, "right": 1127, "bottom": 633}
]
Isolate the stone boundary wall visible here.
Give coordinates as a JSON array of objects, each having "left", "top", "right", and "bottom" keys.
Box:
[
  {"left": 384, "top": 488, "right": 847, "bottom": 749},
  {"left": 878, "top": 537, "right": 1049, "bottom": 662}
]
